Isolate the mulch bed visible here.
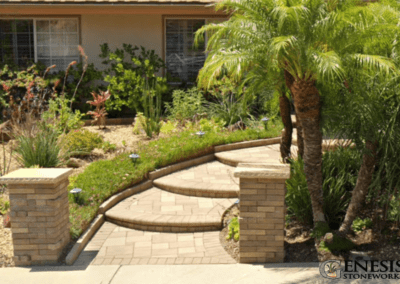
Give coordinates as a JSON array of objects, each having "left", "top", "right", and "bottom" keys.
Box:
[{"left": 220, "top": 204, "right": 400, "bottom": 263}]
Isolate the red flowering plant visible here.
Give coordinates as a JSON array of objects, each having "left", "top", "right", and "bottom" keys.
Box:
[{"left": 86, "top": 90, "right": 111, "bottom": 129}]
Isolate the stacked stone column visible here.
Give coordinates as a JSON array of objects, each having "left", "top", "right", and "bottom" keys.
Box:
[
  {"left": 234, "top": 163, "right": 290, "bottom": 263},
  {"left": 0, "top": 168, "right": 72, "bottom": 266}
]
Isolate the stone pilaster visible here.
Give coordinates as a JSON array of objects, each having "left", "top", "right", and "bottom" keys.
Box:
[
  {"left": 0, "top": 168, "right": 72, "bottom": 266},
  {"left": 234, "top": 163, "right": 290, "bottom": 263}
]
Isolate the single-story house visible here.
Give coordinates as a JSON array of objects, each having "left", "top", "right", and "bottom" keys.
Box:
[{"left": 0, "top": 0, "right": 227, "bottom": 83}]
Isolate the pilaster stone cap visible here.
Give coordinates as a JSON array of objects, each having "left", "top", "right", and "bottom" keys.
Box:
[
  {"left": 0, "top": 168, "right": 73, "bottom": 185},
  {"left": 234, "top": 163, "right": 290, "bottom": 179}
]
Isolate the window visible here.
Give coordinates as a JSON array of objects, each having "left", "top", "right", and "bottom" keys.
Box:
[
  {"left": 165, "top": 19, "right": 206, "bottom": 83},
  {"left": 0, "top": 18, "right": 80, "bottom": 71}
]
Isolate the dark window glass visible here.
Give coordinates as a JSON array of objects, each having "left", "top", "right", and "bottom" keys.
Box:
[
  {"left": 166, "top": 19, "right": 206, "bottom": 83},
  {"left": 0, "top": 19, "right": 34, "bottom": 67}
]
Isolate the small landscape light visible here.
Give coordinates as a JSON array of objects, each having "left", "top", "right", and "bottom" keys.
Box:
[
  {"left": 261, "top": 117, "right": 270, "bottom": 130},
  {"left": 196, "top": 131, "right": 205, "bottom": 138},
  {"left": 129, "top": 153, "right": 140, "bottom": 165},
  {"left": 70, "top": 188, "right": 82, "bottom": 203}
]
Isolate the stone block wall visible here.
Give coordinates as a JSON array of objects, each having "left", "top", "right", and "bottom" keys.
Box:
[
  {"left": 234, "top": 163, "right": 290, "bottom": 263},
  {"left": 0, "top": 168, "right": 72, "bottom": 266}
]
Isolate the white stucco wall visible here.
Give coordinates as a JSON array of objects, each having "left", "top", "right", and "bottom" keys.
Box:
[{"left": 81, "top": 14, "right": 163, "bottom": 72}]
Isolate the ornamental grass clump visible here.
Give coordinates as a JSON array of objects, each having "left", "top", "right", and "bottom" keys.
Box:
[{"left": 13, "top": 120, "right": 66, "bottom": 168}]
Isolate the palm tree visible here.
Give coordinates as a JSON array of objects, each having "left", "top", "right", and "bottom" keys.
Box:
[{"left": 195, "top": 0, "right": 399, "bottom": 227}]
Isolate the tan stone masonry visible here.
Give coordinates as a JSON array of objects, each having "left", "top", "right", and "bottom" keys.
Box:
[
  {"left": 0, "top": 168, "right": 73, "bottom": 266},
  {"left": 234, "top": 163, "right": 290, "bottom": 263}
]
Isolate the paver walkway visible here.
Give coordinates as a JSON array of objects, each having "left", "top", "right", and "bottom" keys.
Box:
[
  {"left": 75, "top": 139, "right": 298, "bottom": 266},
  {"left": 75, "top": 222, "right": 235, "bottom": 266}
]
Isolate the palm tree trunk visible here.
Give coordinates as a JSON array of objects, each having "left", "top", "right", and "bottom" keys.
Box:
[
  {"left": 290, "top": 78, "right": 326, "bottom": 225},
  {"left": 295, "top": 113, "right": 304, "bottom": 158},
  {"left": 284, "top": 70, "right": 304, "bottom": 158},
  {"left": 279, "top": 94, "right": 292, "bottom": 163},
  {"left": 339, "top": 140, "right": 378, "bottom": 233}
]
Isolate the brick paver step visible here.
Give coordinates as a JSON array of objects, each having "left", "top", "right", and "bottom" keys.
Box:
[
  {"left": 153, "top": 161, "right": 239, "bottom": 198},
  {"left": 215, "top": 144, "right": 297, "bottom": 166},
  {"left": 105, "top": 187, "right": 237, "bottom": 232},
  {"left": 73, "top": 222, "right": 236, "bottom": 266}
]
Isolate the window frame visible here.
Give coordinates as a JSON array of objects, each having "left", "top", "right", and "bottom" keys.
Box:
[
  {"left": 0, "top": 16, "right": 82, "bottom": 69},
  {"left": 162, "top": 15, "right": 227, "bottom": 83}
]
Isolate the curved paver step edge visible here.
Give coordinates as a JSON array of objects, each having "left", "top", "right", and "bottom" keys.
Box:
[
  {"left": 148, "top": 154, "right": 215, "bottom": 181},
  {"left": 98, "top": 180, "right": 152, "bottom": 214},
  {"left": 65, "top": 214, "right": 105, "bottom": 265},
  {"left": 214, "top": 137, "right": 281, "bottom": 153},
  {"left": 105, "top": 211, "right": 222, "bottom": 232},
  {"left": 153, "top": 179, "right": 239, "bottom": 198}
]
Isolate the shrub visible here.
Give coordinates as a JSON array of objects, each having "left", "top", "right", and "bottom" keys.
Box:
[
  {"left": 319, "top": 235, "right": 356, "bottom": 252},
  {"left": 165, "top": 87, "right": 206, "bottom": 121},
  {"left": 101, "top": 141, "right": 117, "bottom": 153},
  {"left": 285, "top": 147, "right": 361, "bottom": 228},
  {"left": 62, "top": 129, "right": 103, "bottom": 157},
  {"left": 14, "top": 123, "right": 65, "bottom": 168},
  {"left": 41, "top": 95, "right": 84, "bottom": 135},
  {"left": 198, "top": 118, "right": 225, "bottom": 133},
  {"left": 207, "top": 76, "right": 254, "bottom": 127},
  {"left": 0, "top": 197, "right": 10, "bottom": 215},
  {"left": 352, "top": 217, "right": 373, "bottom": 232},
  {"left": 226, "top": 217, "right": 240, "bottom": 241},
  {"left": 388, "top": 196, "right": 400, "bottom": 225},
  {"left": 99, "top": 43, "right": 167, "bottom": 113},
  {"left": 160, "top": 120, "right": 178, "bottom": 134}
]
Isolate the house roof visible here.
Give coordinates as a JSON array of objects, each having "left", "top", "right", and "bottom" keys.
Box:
[{"left": 0, "top": 0, "right": 216, "bottom": 3}]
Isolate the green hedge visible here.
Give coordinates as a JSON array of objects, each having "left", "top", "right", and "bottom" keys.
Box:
[{"left": 68, "top": 124, "right": 282, "bottom": 239}]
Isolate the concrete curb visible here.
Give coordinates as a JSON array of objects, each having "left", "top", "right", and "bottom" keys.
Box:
[{"left": 65, "top": 214, "right": 105, "bottom": 265}]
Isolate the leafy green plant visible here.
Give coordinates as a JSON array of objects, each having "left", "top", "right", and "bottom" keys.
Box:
[
  {"left": 0, "top": 197, "right": 10, "bottom": 215},
  {"left": 319, "top": 235, "right": 356, "bottom": 252},
  {"left": 132, "top": 112, "right": 145, "bottom": 135},
  {"left": 352, "top": 217, "right": 373, "bottom": 233},
  {"left": 62, "top": 129, "right": 103, "bottom": 157},
  {"left": 388, "top": 196, "right": 400, "bottom": 225},
  {"left": 41, "top": 95, "right": 84, "bottom": 135},
  {"left": 286, "top": 147, "right": 361, "bottom": 228},
  {"left": 226, "top": 217, "right": 240, "bottom": 241},
  {"left": 198, "top": 118, "right": 225, "bottom": 133},
  {"left": 101, "top": 141, "right": 117, "bottom": 153},
  {"left": 207, "top": 76, "right": 253, "bottom": 127},
  {"left": 160, "top": 120, "right": 178, "bottom": 134},
  {"left": 165, "top": 87, "right": 206, "bottom": 121},
  {"left": 99, "top": 43, "right": 167, "bottom": 113},
  {"left": 310, "top": 222, "right": 331, "bottom": 239},
  {"left": 14, "top": 123, "right": 65, "bottom": 168}
]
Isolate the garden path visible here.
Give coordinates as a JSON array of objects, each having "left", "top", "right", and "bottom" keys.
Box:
[{"left": 73, "top": 140, "right": 298, "bottom": 266}]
